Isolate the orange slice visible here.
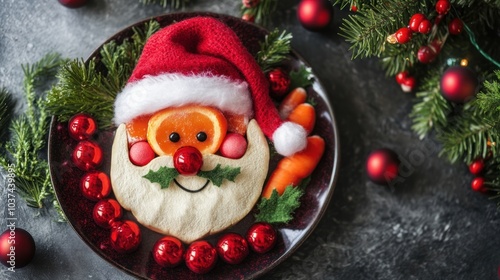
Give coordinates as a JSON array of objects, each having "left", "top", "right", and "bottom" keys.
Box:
[
  {"left": 224, "top": 112, "right": 247, "bottom": 135},
  {"left": 126, "top": 114, "right": 151, "bottom": 144},
  {"left": 147, "top": 105, "right": 228, "bottom": 156}
]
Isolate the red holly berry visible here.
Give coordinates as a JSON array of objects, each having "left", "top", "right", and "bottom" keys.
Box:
[
  {"left": 471, "top": 177, "right": 487, "bottom": 193},
  {"left": 409, "top": 13, "right": 426, "bottom": 32},
  {"left": 366, "top": 148, "right": 400, "bottom": 184},
  {"left": 242, "top": 12, "right": 255, "bottom": 22},
  {"left": 93, "top": 199, "right": 122, "bottom": 228},
  {"left": 185, "top": 240, "right": 218, "bottom": 274},
  {"left": 395, "top": 27, "right": 412, "bottom": 44},
  {"left": 395, "top": 71, "right": 409, "bottom": 84},
  {"left": 469, "top": 159, "right": 485, "bottom": 176},
  {"left": 242, "top": 0, "right": 260, "bottom": 8},
  {"left": 68, "top": 113, "right": 97, "bottom": 141},
  {"left": 72, "top": 140, "right": 103, "bottom": 171},
  {"left": 216, "top": 233, "right": 249, "bottom": 264},
  {"left": 418, "top": 19, "right": 432, "bottom": 34},
  {"left": 173, "top": 146, "right": 203, "bottom": 176},
  {"left": 350, "top": 5, "right": 358, "bottom": 12},
  {"left": 0, "top": 228, "right": 36, "bottom": 269},
  {"left": 417, "top": 45, "right": 438, "bottom": 64},
  {"left": 400, "top": 76, "right": 416, "bottom": 93},
  {"left": 246, "top": 222, "right": 277, "bottom": 254},
  {"left": 110, "top": 220, "right": 141, "bottom": 253},
  {"left": 80, "top": 171, "right": 111, "bottom": 201},
  {"left": 436, "top": 0, "right": 451, "bottom": 15},
  {"left": 58, "top": 0, "right": 88, "bottom": 8},
  {"left": 152, "top": 236, "right": 185, "bottom": 268},
  {"left": 448, "top": 18, "right": 464, "bottom": 35},
  {"left": 267, "top": 68, "right": 291, "bottom": 98}
]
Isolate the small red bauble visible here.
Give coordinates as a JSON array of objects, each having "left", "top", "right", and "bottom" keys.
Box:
[
  {"left": 246, "top": 222, "right": 277, "bottom": 254},
  {"left": 72, "top": 140, "right": 103, "bottom": 171},
  {"left": 395, "top": 71, "right": 409, "bottom": 84},
  {"left": 400, "top": 76, "right": 416, "bottom": 93},
  {"left": 471, "top": 177, "right": 487, "bottom": 193},
  {"left": 366, "top": 148, "right": 400, "bottom": 185},
  {"left": 242, "top": 0, "right": 260, "bottom": 8},
  {"left": 418, "top": 19, "right": 432, "bottom": 34},
  {"left": 350, "top": 5, "right": 358, "bottom": 12},
  {"left": 152, "top": 236, "right": 185, "bottom": 268},
  {"left": 448, "top": 18, "right": 464, "bottom": 35},
  {"left": 267, "top": 68, "right": 291, "bottom": 98},
  {"left": 219, "top": 133, "right": 248, "bottom": 159},
  {"left": 216, "top": 232, "right": 249, "bottom": 264},
  {"left": 185, "top": 240, "right": 218, "bottom": 274},
  {"left": 129, "top": 141, "right": 156, "bottom": 166},
  {"left": 436, "top": 0, "right": 451, "bottom": 15},
  {"left": 417, "top": 45, "right": 438, "bottom": 64},
  {"left": 80, "top": 171, "right": 111, "bottom": 201},
  {"left": 110, "top": 220, "right": 141, "bottom": 253},
  {"left": 395, "top": 27, "right": 412, "bottom": 44},
  {"left": 173, "top": 146, "right": 203, "bottom": 176},
  {"left": 68, "top": 113, "right": 97, "bottom": 141},
  {"left": 469, "top": 159, "right": 485, "bottom": 176},
  {"left": 0, "top": 228, "right": 36, "bottom": 269},
  {"left": 440, "top": 66, "right": 478, "bottom": 103},
  {"left": 409, "top": 13, "right": 426, "bottom": 32},
  {"left": 58, "top": 0, "right": 88, "bottom": 8},
  {"left": 93, "top": 199, "right": 123, "bottom": 228},
  {"left": 297, "top": 0, "right": 333, "bottom": 31}
]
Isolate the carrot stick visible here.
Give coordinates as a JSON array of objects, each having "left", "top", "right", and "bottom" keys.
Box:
[
  {"left": 278, "top": 87, "right": 307, "bottom": 119},
  {"left": 287, "top": 103, "right": 316, "bottom": 135},
  {"left": 262, "top": 135, "right": 325, "bottom": 198}
]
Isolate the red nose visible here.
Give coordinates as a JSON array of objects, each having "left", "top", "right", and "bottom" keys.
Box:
[{"left": 173, "top": 146, "right": 203, "bottom": 176}]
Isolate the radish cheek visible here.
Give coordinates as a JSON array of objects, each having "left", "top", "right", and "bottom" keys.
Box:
[
  {"left": 219, "top": 133, "right": 247, "bottom": 159},
  {"left": 129, "top": 141, "right": 156, "bottom": 166}
]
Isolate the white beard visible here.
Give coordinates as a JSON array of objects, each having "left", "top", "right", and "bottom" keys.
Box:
[{"left": 110, "top": 120, "right": 269, "bottom": 243}]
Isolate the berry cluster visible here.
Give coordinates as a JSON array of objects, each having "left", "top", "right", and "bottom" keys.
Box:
[
  {"left": 469, "top": 158, "right": 488, "bottom": 193},
  {"left": 241, "top": 0, "right": 261, "bottom": 22}
]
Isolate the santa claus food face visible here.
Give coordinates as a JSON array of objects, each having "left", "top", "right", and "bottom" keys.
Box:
[{"left": 110, "top": 105, "right": 269, "bottom": 243}]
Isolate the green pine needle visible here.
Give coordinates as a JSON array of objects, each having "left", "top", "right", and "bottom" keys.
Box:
[
  {"left": 0, "top": 88, "right": 15, "bottom": 140},
  {"left": 256, "top": 29, "right": 292, "bottom": 73},
  {"left": 241, "top": 0, "right": 278, "bottom": 26}
]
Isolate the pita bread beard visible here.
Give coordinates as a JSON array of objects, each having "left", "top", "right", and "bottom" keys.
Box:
[{"left": 110, "top": 119, "right": 269, "bottom": 243}]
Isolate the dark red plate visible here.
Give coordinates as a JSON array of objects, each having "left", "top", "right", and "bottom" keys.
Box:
[{"left": 48, "top": 12, "right": 339, "bottom": 280}]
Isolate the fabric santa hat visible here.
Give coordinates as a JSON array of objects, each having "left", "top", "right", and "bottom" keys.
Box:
[{"left": 114, "top": 17, "right": 307, "bottom": 157}]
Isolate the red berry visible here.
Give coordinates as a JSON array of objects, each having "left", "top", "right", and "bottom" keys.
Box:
[
  {"left": 350, "top": 5, "right": 358, "bottom": 12},
  {"left": 185, "top": 241, "right": 218, "bottom": 274},
  {"left": 366, "top": 148, "right": 400, "bottom": 184},
  {"left": 418, "top": 19, "right": 432, "bottom": 34},
  {"left": 395, "top": 27, "right": 412, "bottom": 44},
  {"left": 152, "top": 236, "right": 185, "bottom": 268},
  {"left": 68, "top": 113, "right": 97, "bottom": 140},
  {"left": 80, "top": 171, "right": 111, "bottom": 201},
  {"left": 409, "top": 13, "right": 426, "bottom": 32},
  {"left": 58, "top": 0, "right": 88, "bottom": 8},
  {"left": 72, "top": 140, "right": 103, "bottom": 171},
  {"left": 173, "top": 146, "right": 203, "bottom": 176},
  {"left": 242, "top": 0, "right": 260, "bottom": 8},
  {"left": 129, "top": 141, "right": 156, "bottom": 166},
  {"left": 267, "top": 68, "right": 291, "bottom": 98},
  {"left": 246, "top": 222, "right": 277, "bottom": 254},
  {"left": 417, "top": 45, "right": 438, "bottom": 64},
  {"left": 216, "top": 233, "right": 249, "bottom": 264},
  {"left": 469, "top": 159, "right": 485, "bottom": 175},
  {"left": 448, "top": 18, "right": 464, "bottom": 35},
  {"left": 242, "top": 12, "right": 255, "bottom": 22},
  {"left": 395, "top": 71, "right": 409, "bottom": 84},
  {"left": 471, "top": 177, "right": 487, "bottom": 193},
  {"left": 110, "top": 220, "right": 141, "bottom": 253},
  {"left": 93, "top": 199, "right": 122, "bottom": 228},
  {"left": 400, "top": 76, "right": 416, "bottom": 93},
  {"left": 436, "top": 0, "right": 451, "bottom": 15}
]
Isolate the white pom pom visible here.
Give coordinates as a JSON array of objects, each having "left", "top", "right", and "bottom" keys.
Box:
[{"left": 272, "top": 122, "right": 307, "bottom": 157}]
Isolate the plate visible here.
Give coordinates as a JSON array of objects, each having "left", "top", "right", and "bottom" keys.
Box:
[{"left": 48, "top": 12, "right": 339, "bottom": 279}]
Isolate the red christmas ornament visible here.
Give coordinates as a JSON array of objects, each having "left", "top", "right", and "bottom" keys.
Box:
[
  {"left": 129, "top": 141, "right": 156, "bottom": 166},
  {"left": 68, "top": 113, "right": 97, "bottom": 141},
  {"left": 152, "top": 236, "right": 185, "bottom": 268},
  {"left": 242, "top": 0, "right": 260, "bottom": 8},
  {"left": 471, "top": 177, "right": 487, "bottom": 193},
  {"left": 436, "top": 0, "right": 451, "bottom": 15},
  {"left": 0, "top": 228, "right": 36, "bottom": 269},
  {"left": 173, "top": 146, "right": 203, "bottom": 176},
  {"left": 246, "top": 222, "right": 277, "bottom": 254},
  {"left": 400, "top": 76, "right": 416, "bottom": 93},
  {"left": 58, "top": 0, "right": 88, "bottom": 8},
  {"left": 110, "top": 220, "right": 141, "bottom": 253},
  {"left": 185, "top": 240, "right": 218, "bottom": 274},
  {"left": 80, "top": 171, "right": 111, "bottom": 201},
  {"left": 418, "top": 19, "right": 432, "bottom": 34},
  {"left": 267, "top": 68, "right": 291, "bottom": 98},
  {"left": 93, "top": 199, "right": 123, "bottom": 228},
  {"left": 440, "top": 66, "right": 478, "bottom": 103},
  {"left": 409, "top": 13, "right": 426, "bottom": 32},
  {"left": 417, "top": 45, "right": 438, "bottom": 64},
  {"left": 297, "top": 0, "right": 333, "bottom": 31},
  {"left": 395, "top": 27, "right": 412, "bottom": 44},
  {"left": 72, "top": 140, "right": 103, "bottom": 171},
  {"left": 448, "top": 18, "right": 464, "bottom": 35},
  {"left": 366, "top": 148, "right": 400, "bottom": 185},
  {"left": 216, "top": 232, "right": 249, "bottom": 264},
  {"left": 469, "top": 159, "right": 485, "bottom": 176}
]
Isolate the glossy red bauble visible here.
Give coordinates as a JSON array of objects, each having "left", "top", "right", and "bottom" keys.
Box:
[
  {"left": 110, "top": 220, "right": 141, "bottom": 253},
  {"left": 58, "top": 0, "right": 88, "bottom": 8},
  {"left": 152, "top": 236, "right": 185, "bottom": 268},
  {"left": 68, "top": 113, "right": 97, "bottom": 141},
  {"left": 173, "top": 146, "right": 203, "bottom": 176},
  {"left": 436, "top": 0, "right": 451, "bottom": 15},
  {"left": 448, "top": 18, "right": 464, "bottom": 35},
  {"left": 267, "top": 68, "right": 291, "bottom": 99},
  {"left": 395, "top": 27, "right": 412, "bottom": 44},
  {"left": 366, "top": 148, "right": 400, "bottom": 185},
  {"left": 93, "top": 199, "right": 123, "bottom": 228},
  {"left": 409, "top": 13, "right": 426, "bottom": 32},
  {"left": 80, "top": 171, "right": 111, "bottom": 201},
  {"left": 129, "top": 141, "right": 156, "bottom": 166},
  {"left": 72, "top": 140, "right": 103, "bottom": 171},
  {"left": 246, "top": 222, "right": 277, "bottom": 254},
  {"left": 0, "top": 228, "right": 36, "bottom": 269},
  {"left": 440, "top": 66, "right": 478, "bottom": 103},
  {"left": 297, "top": 0, "right": 333, "bottom": 31},
  {"left": 469, "top": 159, "right": 485, "bottom": 176},
  {"left": 216, "top": 232, "right": 249, "bottom": 264},
  {"left": 471, "top": 177, "right": 487, "bottom": 193},
  {"left": 185, "top": 240, "right": 218, "bottom": 274}
]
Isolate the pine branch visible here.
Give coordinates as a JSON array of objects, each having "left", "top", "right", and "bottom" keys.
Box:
[
  {"left": 475, "top": 70, "right": 500, "bottom": 116},
  {"left": 0, "top": 88, "right": 15, "bottom": 140},
  {"left": 256, "top": 29, "right": 292, "bottom": 73},
  {"left": 139, "top": 0, "right": 191, "bottom": 8},
  {"left": 241, "top": 0, "right": 278, "bottom": 26}
]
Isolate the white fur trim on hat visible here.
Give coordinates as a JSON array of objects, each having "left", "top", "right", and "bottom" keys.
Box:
[
  {"left": 114, "top": 73, "right": 253, "bottom": 125},
  {"left": 272, "top": 122, "right": 308, "bottom": 157}
]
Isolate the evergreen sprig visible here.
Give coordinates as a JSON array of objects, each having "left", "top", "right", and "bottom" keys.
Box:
[
  {"left": 241, "top": 0, "right": 278, "bottom": 26},
  {"left": 256, "top": 29, "right": 292, "bottom": 73},
  {"left": 139, "top": 0, "right": 191, "bottom": 9},
  {"left": 0, "top": 88, "right": 15, "bottom": 140}
]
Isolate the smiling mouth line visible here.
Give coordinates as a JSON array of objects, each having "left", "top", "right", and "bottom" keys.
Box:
[{"left": 173, "top": 179, "right": 210, "bottom": 193}]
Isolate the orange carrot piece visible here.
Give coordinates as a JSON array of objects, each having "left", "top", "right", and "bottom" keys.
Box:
[
  {"left": 262, "top": 135, "right": 325, "bottom": 198},
  {"left": 278, "top": 87, "right": 307, "bottom": 119},
  {"left": 287, "top": 103, "right": 316, "bottom": 135}
]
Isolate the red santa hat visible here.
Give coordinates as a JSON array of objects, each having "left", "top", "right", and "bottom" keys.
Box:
[{"left": 113, "top": 17, "right": 307, "bottom": 156}]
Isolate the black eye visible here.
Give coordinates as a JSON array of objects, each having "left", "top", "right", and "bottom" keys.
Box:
[
  {"left": 169, "top": 132, "right": 180, "bottom": 143},
  {"left": 196, "top": 132, "right": 207, "bottom": 142}
]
